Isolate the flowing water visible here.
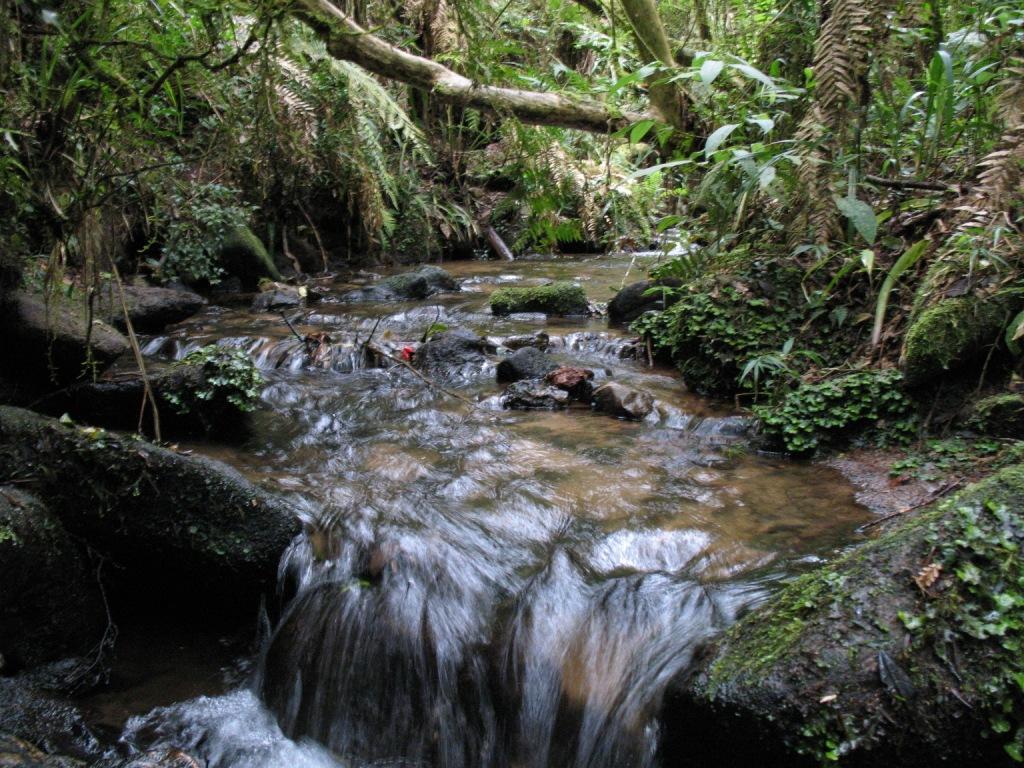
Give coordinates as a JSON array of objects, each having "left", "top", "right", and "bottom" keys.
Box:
[{"left": 102, "top": 253, "right": 871, "bottom": 768}]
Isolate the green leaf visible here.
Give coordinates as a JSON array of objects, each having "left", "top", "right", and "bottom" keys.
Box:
[
  {"left": 699, "top": 59, "right": 725, "bottom": 86},
  {"left": 731, "top": 63, "right": 775, "bottom": 88},
  {"left": 704, "top": 123, "right": 739, "bottom": 158},
  {"left": 1005, "top": 309, "right": 1024, "bottom": 356},
  {"left": 630, "top": 119, "right": 656, "bottom": 144},
  {"left": 835, "top": 196, "right": 878, "bottom": 244},
  {"left": 758, "top": 165, "right": 777, "bottom": 189},
  {"left": 871, "top": 240, "right": 928, "bottom": 347}
]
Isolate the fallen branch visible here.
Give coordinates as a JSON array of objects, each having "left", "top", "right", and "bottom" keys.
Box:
[
  {"left": 366, "top": 341, "right": 479, "bottom": 409},
  {"left": 864, "top": 174, "right": 960, "bottom": 193},
  {"left": 485, "top": 226, "right": 515, "bottom": 261},
  {"left": 857, "top": 479, "right": 963, "bottom": 532}
]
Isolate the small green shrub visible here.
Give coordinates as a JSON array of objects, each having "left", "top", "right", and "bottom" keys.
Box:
[
  {"left": 164, "top": 345, "right": 264, "bottom": 415},
  {"left": 151, "top": 183, "right": 255, "bottom": 285},
  {"left": 754, "top": 369, "right": 914, "bottom": 454}
]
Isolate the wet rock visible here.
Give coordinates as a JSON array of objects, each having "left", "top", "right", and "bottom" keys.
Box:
[
  {"left": 607, "top": 279, "right": 682, "bottom": 325},
  {"left": 0, "top": 293, "right": 130, "bottom": 393},
  {"left": 901, "top": 296, "right": 1009, "bottom": 387},
  {"left": 495, "top": 347, "right": 558, "bottom": 384},
  {"left": 545, "top": 366, "right": 595, "bottom": 401},
  {"left": 414, "top": 329, "right": 488, "bottom": 376},
  {"left": 218, "top": 226, "right": 281, "bottom": 289},
  {"left": 347, "top": 266, "right": 458, "bottom": 302},
  {"left": 965, "top": 393, "right": 1024, "bottom": 438},
  {"left": 0, "top": 732, "right": 85, "bottom": 767},
  {"left": 97, "top": 283, "right": 206, "bottom": 333},
  {"left": 0, "top": 488, "right": 105, "bottom": 671},
  {"left": 49, "top": 361, "right": 246, "bottom": 439},
  {"left": 490, "top": 332, "right": 550, "bottom": 351},
  {"left": 662, "top": 463, "right": 1024, "bottom": 767},
  {"left": 489, "top": 282, "right": 589, "bottom": 316},
  {"left": 0, "top": 407, "right": 300, "bottom": 612},
  {"left": 592, "top": 382, "right": 655, "bottom": 420},
  {"left": 0, "top": 677, "right": 102, "bottom": 762},
  {"left": 251, "top": 284, "right": 305, "bottom": 312},
  {"left": 112, "top": 749, "right": 205, "bottom": 768},
  {"left": 501, "top": 380, "right": 570, "bottom": 410}
]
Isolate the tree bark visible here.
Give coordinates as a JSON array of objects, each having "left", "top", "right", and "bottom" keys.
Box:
[{"left": 293, "top": 0, "right": 655, "bottom": 133}]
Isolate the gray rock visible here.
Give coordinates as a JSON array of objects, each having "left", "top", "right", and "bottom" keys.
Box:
[
  {"left": 346, "top": 266, "right": 458, "bottom": 302},
  {"left": 592, "top": 382, "right": 655, "bottom": 420},
  {"left": 414, "top": 329, "right": 488, "bottom": 377},
  {"left": 251, "top": 285, "right": 304, "bottom": 312},
  {"left": 501, "top": 380, "right": 570, "bottom": 410},
  {"left": 495, "top": 347, "right": 558, "bottom": 384},
  {"left": 98, "top": 283, "right": 206, "bottom": 333}
]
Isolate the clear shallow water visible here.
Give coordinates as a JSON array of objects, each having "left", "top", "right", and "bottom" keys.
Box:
[{"left": 108, "top": 254, "right": 871, "bottom": 768}]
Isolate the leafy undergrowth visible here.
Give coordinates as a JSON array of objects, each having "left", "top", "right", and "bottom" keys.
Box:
[{"left": 164, "top": 345, "right": 264, "bottom": 416}]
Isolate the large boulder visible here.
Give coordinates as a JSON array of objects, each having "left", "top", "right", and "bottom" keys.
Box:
[
  {"left": 97, "top": 283, "right": 206, "bottom": 333},
  {"left": 901, "top": 296, "right": 1008, "bottom": 387},
  {"left": 414, "top": 329, "right": 488, "bottom": 378},
  {"left": 0, "top": 293, "right": 130, "bottom": 394},
  {"left": 0, "top": 488, "right": 105, "bottom": 671},
  {"left": 592, "top": 382, "right": 655, "bottom": 420},
  {"left": 346, "top": 266, "right": 458, "bottom": 302},
  {"left": 0, "top": 407, "right": 299, "bottom": 611},
  {"left": 495, "top": 347, "right": 558, "bottom": 383},
  {"left": 545, "top": 366, "right": 595, "bottom": 401},
  {"left": 662, "top": 464, "right": 1024, "bottom": 767},
  {"left": 489, "top": 282, "right": 589, "bottom": 316},
  {"left": 607, "top": 279, "right": 682, "bottom": 325}
]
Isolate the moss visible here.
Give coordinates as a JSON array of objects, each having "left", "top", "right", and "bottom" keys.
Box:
[
  {"left": 968, "top": 393, "right": 1024, "bottom": 438},
  {"left": 901, "top": 296, "right": 1008, "bottom": 387},
  {"left": 220, "top": 225, "right": 281, "bottom": 284},
  {"left": 489, "top": 282, "right": 589, "bottom": 316},
  {"left": 685, "top": 463, "right": 1024, "bottom": 766}
]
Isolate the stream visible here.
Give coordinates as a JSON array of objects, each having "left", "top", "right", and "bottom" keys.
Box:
[{"left": 83, "top": 253, "right": 872, "bottom": 768}]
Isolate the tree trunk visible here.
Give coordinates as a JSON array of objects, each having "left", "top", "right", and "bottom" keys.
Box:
[{"left": 293, "top": 0, "right": 656, "bottom": 133}]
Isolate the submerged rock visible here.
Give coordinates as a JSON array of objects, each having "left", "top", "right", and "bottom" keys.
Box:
[
  {"left": 0, "top": 293, "right": 130, "bottom": 393},
  {"left": 607, "top": 278, "right": 682, "bottom": 325},
  {"left": 0, "top": 407, "right": 300, "bottom": 611},
  {"left": 663, "top": 463, "right": 1024, "bottom": 767},
  {"left": 495, "top": 347, "right": 558, "bottom": 383},
  {"left": 501, "top": 380, "right": 570, "bottom": 409},
  {"left": 0, "top": 732, "right": 84, "bottom": 767},
  {"left": 496, "top": 332, "right": 550, "bottom": 351},
  {"left": 489, "top": 282, "right": 589, "bottom": 316},
  {"left": 97, "top": 282, "right": 206, "bottom": 333},
  {"left": 414, "top": 328, "right": 488, "bottom": 377},
  {"left": 347, "top": 266, "right": 458, "bottom": 302},
  {"left": 0, "top": 488, "right": 105, "bottom": 671},
  {"left": 592, "top": 382, "right": 655, "bottom": 420}
]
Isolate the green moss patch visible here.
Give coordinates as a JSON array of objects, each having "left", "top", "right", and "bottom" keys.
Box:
[
  {"left": 901, "top": 297, "right": 1008, "bottom": 387},
  {"left": 489, "top": 282, "right": 589, "bottom": 316}
]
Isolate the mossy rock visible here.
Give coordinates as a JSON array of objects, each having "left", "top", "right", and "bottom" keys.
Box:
[
  {"left": 901, "top": 296, "right": 1008, "bottom": 388},
  {"left": 662, "top": 463, "right": 1024, "bottom": 766},
  {"left": 489, "top": 282, "right": 589, "bottom": 316},
  {"left": 219, "top": 225, "right": 281, "bottom": 288},
  {"left": 966, "top": 393, "right": 1024, "bottom": 439},
  {"left": 0, "top": 407, "right": 299, "bottom": 613},
  {"left": 0, "top": 487, "right": 105, "bottom": 670}
]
